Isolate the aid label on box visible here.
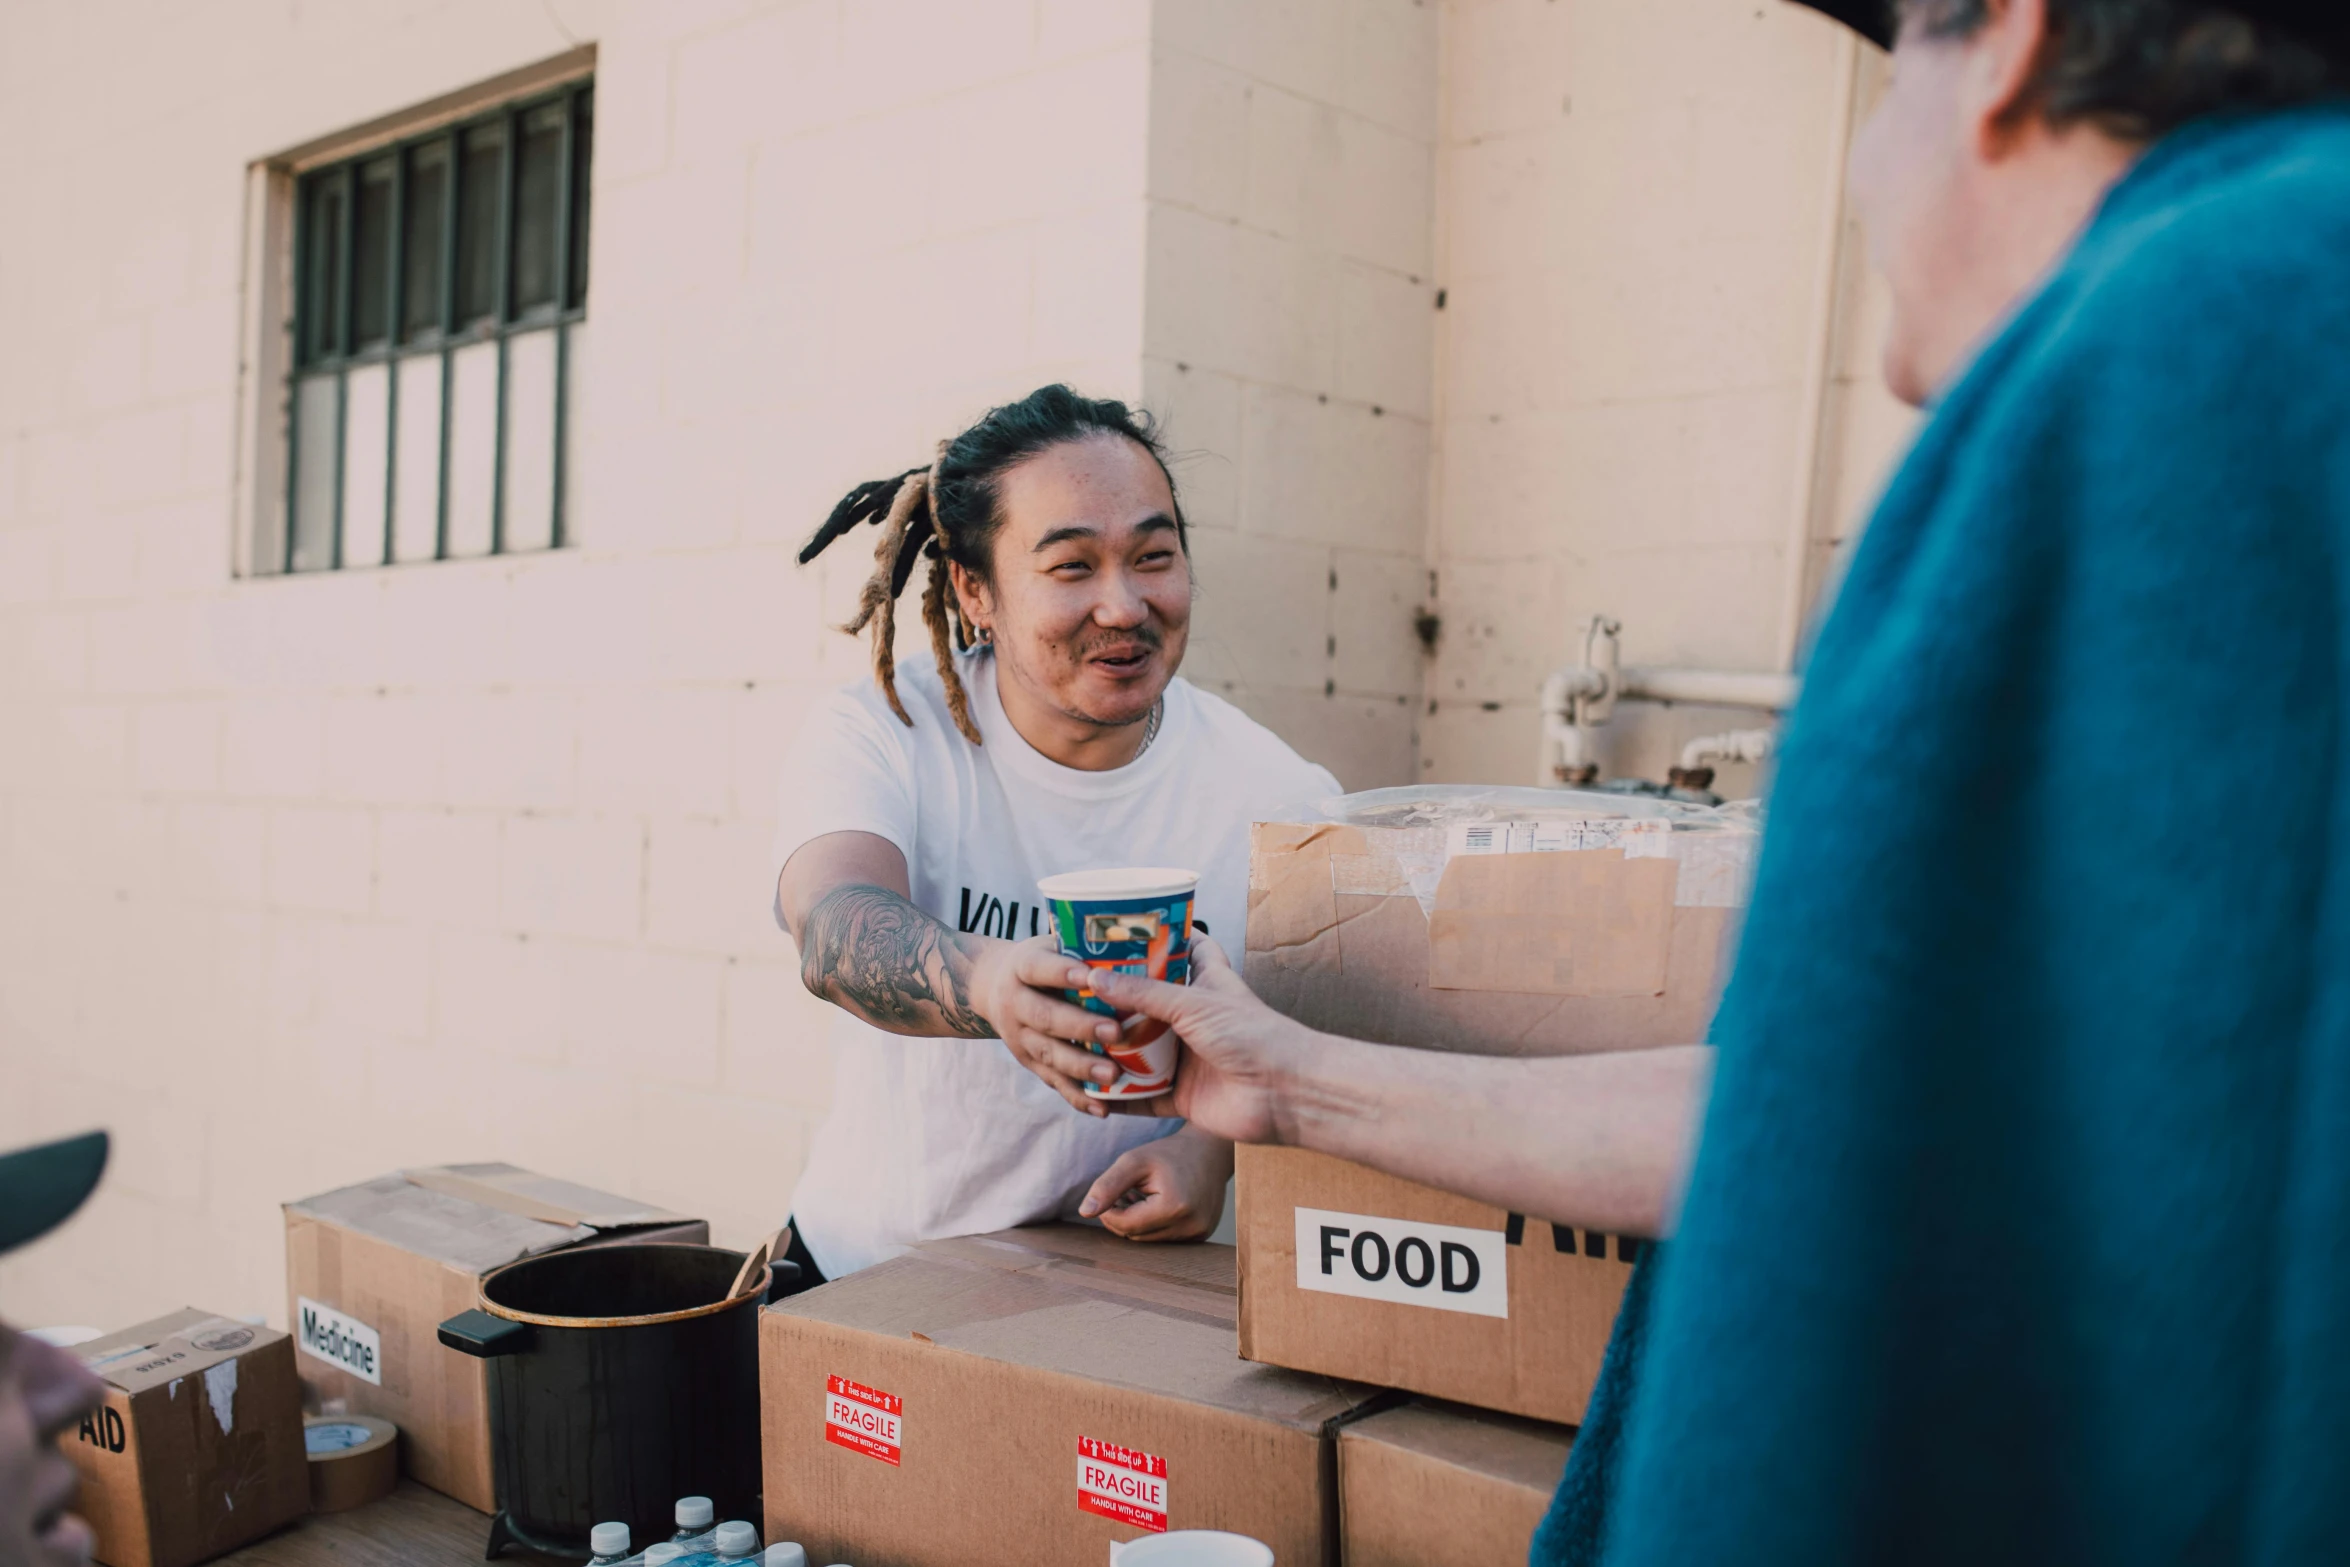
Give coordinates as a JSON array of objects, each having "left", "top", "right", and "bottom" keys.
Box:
[
  {"left": 1294, "top": 1207, "right": 1511, "bottom": 1319},
  {"left": 825, "top": 1375, "right": 902, "bottom": 1465},
  {"left": 296, "top": 1297, "right": 383, "bottom": 1386},
  {"left": 1078, "top": 1436, "right": 1168, "bottom": 1532}
]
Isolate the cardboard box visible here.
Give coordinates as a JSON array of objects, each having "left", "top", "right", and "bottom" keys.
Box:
[
  {"left": 65, "top": 1309, "right": 309, "bottom": 1567},
  {"left": 1338, "top": 1400, "right": 1572, "bottom": 1567},
  {"left": 1239, "top": 1146, "right": 1642, "bottom": 1426},
  {"left": 1238, "top": 801, "right": 1754, "bottom": 1424},
  {"left": 760, "top": 1224, "right": 1381, "bottom": 1567},
  {"left": 282, "top": 1163, "right": 705, "bottom": 1511},
  {"left": 1244, "top": 810, "right": 1751, "bottom": 1055}
]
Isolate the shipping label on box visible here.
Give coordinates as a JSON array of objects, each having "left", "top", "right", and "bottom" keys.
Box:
[
  {"left": 761, "top": 1226, "right": 1376, "bottom": 1567},
  {"left": 283, "top": 1163, "right": 705, "bottom": 1510},
  {"left": 64, "top": 1310, "right": 309, "bottom": 1567}
]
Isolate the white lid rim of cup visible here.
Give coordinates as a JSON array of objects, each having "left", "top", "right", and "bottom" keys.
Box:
[{"left": 1037, "top": 868, "right": 1201, "bottom": 902}]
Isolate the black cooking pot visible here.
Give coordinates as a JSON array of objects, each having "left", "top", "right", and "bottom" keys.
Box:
[{"left": 438, "top": 1243, "right": 794, "bottom": 1558}]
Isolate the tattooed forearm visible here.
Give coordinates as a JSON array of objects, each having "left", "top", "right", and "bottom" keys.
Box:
[{"left": 799, "top": 883, "right": 993, "bottom": 1038}]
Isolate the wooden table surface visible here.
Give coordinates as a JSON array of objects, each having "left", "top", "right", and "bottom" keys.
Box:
[{"left": 212, "top": 1482, "right": 569, "bottom": 1567}]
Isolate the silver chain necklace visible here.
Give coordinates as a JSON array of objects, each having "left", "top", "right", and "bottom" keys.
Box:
[{"left": 1135, "top": 696, "right": 1164, "bottom": 756}]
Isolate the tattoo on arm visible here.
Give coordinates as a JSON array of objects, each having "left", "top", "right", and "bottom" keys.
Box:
[{"left": 799, "top": 883, "right": 992, "bottom": 1038}]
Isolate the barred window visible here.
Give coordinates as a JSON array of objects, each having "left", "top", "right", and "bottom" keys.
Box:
[{"left": 283, "top": 79, "right": 591, "bottom": 572}]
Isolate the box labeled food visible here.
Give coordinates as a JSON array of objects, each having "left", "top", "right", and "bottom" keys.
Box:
[
  {"left": 65, "top": 1309, "right": 309, "bottom": 1567},
  {"left": 760, "top": 1224, "right": 1378, "bottom": 1567},
  {"left": 282, "top": 1163, "right": 705, "bottom": 1510},
  {"left": 1338, "top": 1399, "right": 1573, "bottom": 1567},
  {"left": 1238, "top": 790, "right": 1754, "bottom": 1423}
]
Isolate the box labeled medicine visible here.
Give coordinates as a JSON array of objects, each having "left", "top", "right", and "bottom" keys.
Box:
[
  {"left": 282, "top": 1163, "right": 705, "bottom": 1510},
  {"left": 760, "top": 1224, "right": 1377, "bottom": 1567}
]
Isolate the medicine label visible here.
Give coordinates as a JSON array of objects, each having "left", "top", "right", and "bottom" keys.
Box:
[
  {"left": 1294, "top": 1206, "right": 1511, "bottom": 1319},
  {"left": 296, "top": 1297, "right": 383, "bottom": 1386},
  {"left": 1077, "top": 1436, "right": 1168, "bottom": 1533},
  {"left": 824, "top": 1375, "right": 902, "bottom": 1466}
]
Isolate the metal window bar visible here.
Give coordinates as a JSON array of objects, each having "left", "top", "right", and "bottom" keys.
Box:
[
  {"left": 490, "top": 104, "right": 516, "bottom": 557},
  {"left": 283, "top": 82, "right": 591, "bottom": 575},
  {"left": 549, "top": 88, "right": 576, "bottom": 549},
  {"left": 383, "top": 152, "right": 405, "bottom": 568},
  {"left": 330, "top": 162, "right": 353, "bottom": 571}
]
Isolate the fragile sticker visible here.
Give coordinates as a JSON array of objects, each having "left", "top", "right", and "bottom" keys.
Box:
[
  {"left": 1077, "top": 1436, "right": 1168, "bottom": 1533},
  {"left": 1295, "top": 1206, "right": 1511, "bottom": 1319},
  {"left": 824, "top": 1375, "right": 902, "bottom": 1466}
]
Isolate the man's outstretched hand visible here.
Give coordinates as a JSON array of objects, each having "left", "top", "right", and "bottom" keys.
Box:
[{"left": 1088, "top": 937, "right": 1317, "bottom": 1146}]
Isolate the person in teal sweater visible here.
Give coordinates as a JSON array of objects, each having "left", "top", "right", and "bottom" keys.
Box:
[{"left": 1095, "top": 1, "right": 2350, "bottom": 1561}]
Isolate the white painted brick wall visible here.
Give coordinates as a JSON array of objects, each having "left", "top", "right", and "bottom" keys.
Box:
[
  {"left": 0, "top": 0, "right": 1179, "bottom": 1332},
  {"left": 1425, "top": 0, "right": 1919, "bottom": 791},
  {"left": 1145, "top": 0, "right": 1438, "bottom": 775},
  {"left": 5, "top": 0, "right": 1914, "bottom": 1334}
]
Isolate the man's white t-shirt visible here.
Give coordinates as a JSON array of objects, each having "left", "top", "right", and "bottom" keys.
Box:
[{"left": 769, "top": 652, "right": 1338, "bottom": 1279}]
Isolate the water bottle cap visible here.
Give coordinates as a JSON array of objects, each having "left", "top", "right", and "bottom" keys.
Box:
[
  {"left": 646, "top": 1546, "right": 686, "bottom": 1565},
  {"left": 715, "top": 1520, "right": 759, "bottom": 1557},
  {"left": 763, "top": 1547, "right": 808, "bottom": 1567},
  {"left": 589, "top": 1522, "right": 630, "bottom": 1558}
]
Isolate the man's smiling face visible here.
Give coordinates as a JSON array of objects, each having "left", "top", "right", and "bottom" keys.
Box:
[{"left": 958, "top": 433, "right": 1193, "bottom": 732}]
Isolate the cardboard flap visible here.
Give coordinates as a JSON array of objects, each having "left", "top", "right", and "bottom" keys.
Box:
[
  {"left": 775, "top": 1227, "right": 1369, "bottom": 1433},
  {"left": 1346, "top": 1400, "right": 1574, "bottom": 1494},
  {"left": 287, "top": 1166, "right": 696, "bottom": 1274},
  {"left": 80, "top": 1310, "right": 283, "bottom": 1394},
  {"left": 1428, "top": 850, "right": 1675, "bottom": 997},
  {"left": 398, "top": 1163, "right": 679, "bottom": 1230}
]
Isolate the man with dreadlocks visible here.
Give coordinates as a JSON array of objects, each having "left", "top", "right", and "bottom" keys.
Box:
[
  {"left": 1088, "top": 2, "right": 2350, "bottom": 1564},
  {"left": 767, "top": 384, "right": 1337, "bottom": 1286}
]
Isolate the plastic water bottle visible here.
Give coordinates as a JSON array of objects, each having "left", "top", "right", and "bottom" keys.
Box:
[
  {"left": 646, "top": 1547, "right": 686, "bottom": 1566},
  {"left": 673, "top": 1497, "right": 716, "bottom": 1542},
  {"left": 713, "top": 1521, "right": 760, "bottom": 1559},
  {"left": 589, "top": 1523, "right": 631, "bottom": 1566},
  {"left": 762, "top": 1547, "right": 807, "bottom": 1567}
]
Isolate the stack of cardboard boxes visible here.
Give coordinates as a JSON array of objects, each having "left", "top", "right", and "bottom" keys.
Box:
[
  {"left": 281, "top": 1163, "right": 708, "bottom": 1510},
  {"left": 760, "top": 792, "right": 1754, "bottom": 1565},
  {"left": 1241, "top": 798, "right": 1753, "bottom": 1564}
]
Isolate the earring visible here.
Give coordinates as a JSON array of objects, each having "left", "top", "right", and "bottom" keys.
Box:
[{"left": 976, "top": 625, "right": 994, "bottom": 645}]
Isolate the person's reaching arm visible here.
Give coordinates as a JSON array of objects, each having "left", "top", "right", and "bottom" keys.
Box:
[
  {"left": 1092, "top": 938, "right": 1709, "bottom": 1239},
  {"left": 778, "top": 830, "right": 1137, "bottom": 1113}
]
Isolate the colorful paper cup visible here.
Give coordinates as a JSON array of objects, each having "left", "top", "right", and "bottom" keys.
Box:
[{"left": 1036, "top": 868, "right": 1199, "bottom": 1099}]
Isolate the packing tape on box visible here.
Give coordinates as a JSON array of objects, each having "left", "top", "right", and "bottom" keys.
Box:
[{"left": 304, "top": 1415, "right": 398, "bottom": 1513}]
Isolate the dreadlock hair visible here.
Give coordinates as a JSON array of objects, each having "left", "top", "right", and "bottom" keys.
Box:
[{"left": 799, "top": 384, "right": 1187, "bottom": 747}]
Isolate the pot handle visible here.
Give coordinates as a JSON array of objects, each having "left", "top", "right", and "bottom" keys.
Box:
[
  {"left": 766, "top": 1259, "right": 804, "bottom": 1305},
  {"left": 438, "top": 1309, "right": 534, "bottom": 1358}
]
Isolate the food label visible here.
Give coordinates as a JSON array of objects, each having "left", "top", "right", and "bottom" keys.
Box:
[
  {"left": 1294, "top": 1206, "right": 1511, "bottom": 1319},
  {"left": 296, "top": 1297, "right": 383, "bottom": 1386},
  {"left": 824, "top": 1375, "right": 902, "bottom": 1466},
  {"left": 1077, "top": 1437, "right": 1168, "bottom": 1532}
]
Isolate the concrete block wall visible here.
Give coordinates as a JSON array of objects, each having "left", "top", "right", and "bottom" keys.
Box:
[
  {"left": 1423, "top": 0, "right": 1917, "bottom": 792},
  {"left": 0, "top": 0, "right": 1177, "bottom": 1331},
  {"left": 1141, "top": 0, "right": 1439, "bottom": 793},
  {"left": 4, "top": 0, "right": 1917, "bottom": 1334}
]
